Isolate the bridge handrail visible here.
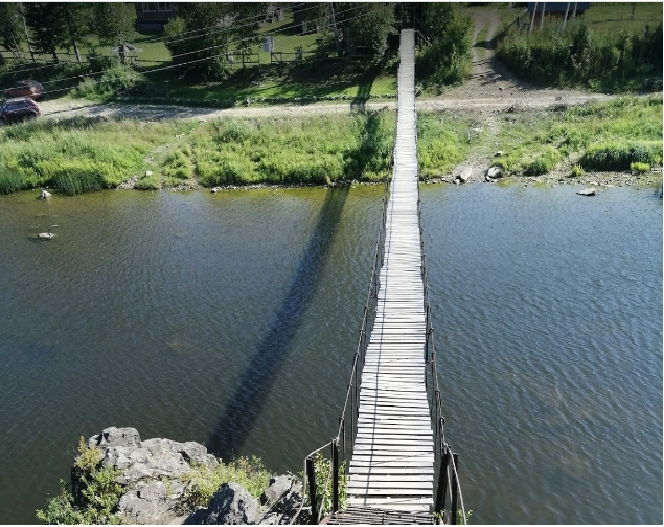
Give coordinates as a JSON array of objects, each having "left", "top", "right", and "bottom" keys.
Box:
[
  {"left": 416, "top": 115, "right": 467, "bottom": 525},
  {"left": 294, "top": 60, "right": 401, "bottom": 525}
]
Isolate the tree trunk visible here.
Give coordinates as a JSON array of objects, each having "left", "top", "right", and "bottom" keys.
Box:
[
  {"left": 631, "top": 2, "right": 636, "bottom": 20},
  {"left": 563, "top": 2, "right": 571, "bottom": 30},
  {"left": 330, "top": 2, "right": 342, "bottom": 57},
  {"left": 51, "top": 48, "right": 59, "bottom": 63},
  {"left": 529, "top": 2, "right": 537, "bottom": 36},
  {"left": 72, "top": 40, "right": 81, "bottom": 63},
  {"left": 19, "top": 3, "right": 35, "bottom": 61},
  {"left": 539, "top": 2, "right": 546, "bottom": 30}
]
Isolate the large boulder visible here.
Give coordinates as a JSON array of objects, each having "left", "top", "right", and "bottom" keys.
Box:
[
  {"left": 87, "top": 429, "right": 218, "bottom": 486},
  {"left": 485, "top": 166, "right": 503, "bottom": 180},
  {"left": 116, "top": 480, "right": 187, "bottom": 525},
  {"left": 187, "top": 483, "right": 260, "bottom": 525},
  {"left": 88, "top": 427, "right": 141, "bottom": 449},
  {"left": 259, "top": 475, "right": 303, "bottom": 525}
]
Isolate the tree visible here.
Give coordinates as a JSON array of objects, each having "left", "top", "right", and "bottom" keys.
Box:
[
  {"left": 418, "top": 3, "right": 473, "bottom": 85},
  {"left": 92, "top": 2, "right": 135, "bottom": 47},
  {"left": 343, "top": 3, "right": 396, "bottom": 64},
  {"left": 24, "top": 2, "right": 66, "bottom": 62},
  {"left": 164, "top": 3, "right": 266, "bottom": 80},
  {"left": 0, "top": 3, "right": 24, "bottom": 59},
  {"left": 59, "top": 3, "right": 92, "bottom": 62}
]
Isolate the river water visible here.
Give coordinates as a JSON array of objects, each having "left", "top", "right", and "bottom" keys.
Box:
[{"left": 0, "top": 184, "right": 661, "bottom": 524}]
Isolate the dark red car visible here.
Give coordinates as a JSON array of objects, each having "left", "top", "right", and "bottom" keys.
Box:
[
  {"left": 5, "top": 80, "right": 44, "bottom": 101},
  {"left": 0, "top": 97, "right": 41, "bottom": 124}
]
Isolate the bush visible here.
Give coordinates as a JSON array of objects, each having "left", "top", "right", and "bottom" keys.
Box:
[
  {"left": 630, "top": 161, "right": 651, "bottom": 173},
  {"left": 497, "top": 18, "right": 663, "bottom": 92},
  {"left": 570, "top": 164, "right": 585, "bottom": 177},
  {"left": 180, "top": 456, "right": 271, "bottom": 509},
  {"left": 36, "top": 438, "right": 122, "bottom": 525},
  {"left": 580, "top": 142, "right": 662, "bottom": 170}
]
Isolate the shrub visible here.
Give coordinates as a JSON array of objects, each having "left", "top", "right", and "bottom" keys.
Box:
[
  {"left": 0, "top": 168, "right": 25, "bottom": 194},
  {"left": 580, "top": 142, "right": 662, "bottom": 170},
  {"left": 180, "top": 456, "right": 271, "bottom": 509},
  {"left": 630, "top": 161, "right": 651, "bottom": 173},
  {"left": 570, "top": 164, "right": 585, "bottom": 177},
  {"left": 36, "top": 437, "right": 122, "bottom": 525}
]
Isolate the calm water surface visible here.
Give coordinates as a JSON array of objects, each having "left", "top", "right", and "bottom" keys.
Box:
[{"left": 0, "top": 184, "right": 661, "bottom": 524}]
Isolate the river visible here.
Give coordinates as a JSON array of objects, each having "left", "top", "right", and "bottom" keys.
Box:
[{"left": 0, "top": 184, "right": 661, "bottom": 524}]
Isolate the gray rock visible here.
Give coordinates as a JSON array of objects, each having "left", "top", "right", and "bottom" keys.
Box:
[
  {"left": 485, "top": 166, "right": 503, "bottom": 179},
  {"left": 116, "top": 480, "right": 172, "bottom": 524},
  {"left": 457, "top": 168, "right": 473, "bottom": 183},
  {"left": 259, "top": 475, "right": 302, "bottom": 524},
  {"left": 88, "top": 427, "right": 141, "bottom": 449},
  {"left": 188, "top": 482, "right": 260, "bottom": 525},
  {"left": 40, "top": 189, "right": 52, "bottom": 199},
  {"left": 495, "top": 151, "right": 504, "bottom": 158},
  {"left": 577, "top": 188, "right": 596, "bottom": 196}
]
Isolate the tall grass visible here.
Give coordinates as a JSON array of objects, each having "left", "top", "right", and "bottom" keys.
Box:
[
  {"left": 492, "top": 97, "right": 663, "bottom": 175},
  {"left": 180, "top": 112, "right": 397, "bottom": 187},
  {"left": 497, "top": 16, "right": 663, "bottom": 92},
  {"left": 0, "top": 118, "right": 192, "bottom": 194},
  {"left": 417, "top": 113, "right": 479, "bottom": 176}
]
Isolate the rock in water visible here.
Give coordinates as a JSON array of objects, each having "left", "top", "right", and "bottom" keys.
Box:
[
  {"left": 485, "top": 166, "right": 503, "bottom": 179},
  {"left": 577, "top": 188, "right": 596, "bottom": 196},
  {"left": 40, "top": 189, "right": 51, "bottom": 199}
]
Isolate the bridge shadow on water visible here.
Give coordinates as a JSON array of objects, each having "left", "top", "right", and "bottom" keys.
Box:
[{"left": 206, "top": 113, "right": 388, "bottom": 460}]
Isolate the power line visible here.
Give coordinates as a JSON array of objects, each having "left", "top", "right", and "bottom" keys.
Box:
[{"left": 34, "top": 6, "right": 391, "bottom": 97}]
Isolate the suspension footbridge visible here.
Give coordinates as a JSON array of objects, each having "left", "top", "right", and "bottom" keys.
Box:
[{"left": 301, "top": 29, "right": 464, "bottom": 525}]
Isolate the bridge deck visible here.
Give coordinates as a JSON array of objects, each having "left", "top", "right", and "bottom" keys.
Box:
[{"left": 346, "top": 29, "right": 433, "bottom": 514}]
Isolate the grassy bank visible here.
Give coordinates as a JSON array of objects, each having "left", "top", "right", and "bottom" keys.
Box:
[
  {"left": 0, "top": 117, "right": 195, "bottom": 194},
  {"left": 491, "top": 97, "right": 663, "bottom": 176},
  {"left": 496, "top": 3, "right": 663, "bottom": 92}
]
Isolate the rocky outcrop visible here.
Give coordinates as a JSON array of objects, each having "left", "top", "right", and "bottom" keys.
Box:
[{"left": 74, "top": 427, "right": 302, "bottom": 525}]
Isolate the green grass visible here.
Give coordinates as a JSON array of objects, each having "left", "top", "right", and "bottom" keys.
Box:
[
  {"left": 492, "top": 97, "right": 663, "bottom": 176},
  {"left": 0, "top": 117, "right": 195, "bottom": 194},
  {"left": 179, "top": 456, "right": 272, "bottom": 508},
  {"left": 496, "top": 3, "right": 663, "bottom": 92},
  {"left": 417, "top": 112, "right": 480, "bottom": 177}
]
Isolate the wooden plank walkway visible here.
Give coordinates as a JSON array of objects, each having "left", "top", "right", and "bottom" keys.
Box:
[{"left": 346, "top": 29, "right": 433, "bottom": 517}]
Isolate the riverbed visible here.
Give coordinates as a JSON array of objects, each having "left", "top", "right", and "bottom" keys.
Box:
[{"left": 0, "top": 184, "right": 661, "bottom": 524}]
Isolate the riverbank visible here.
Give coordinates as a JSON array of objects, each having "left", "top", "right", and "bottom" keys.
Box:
[
  {"left": 0, "top": 97, "right": 660, "bottom": 196},
  {"left": 37, "top": 427, "right": 305, "bottom": 525}
]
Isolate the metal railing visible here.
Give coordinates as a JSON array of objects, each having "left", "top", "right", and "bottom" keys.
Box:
[{"left": 294, "top": 59, "right": 401, "bottom": 527}]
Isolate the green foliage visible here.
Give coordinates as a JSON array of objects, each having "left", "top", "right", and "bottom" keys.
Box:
[
  {"left": 74, "top": 63, "right": 140, "bottom": 99},
  {"left": 418, "top": 4, "right": 473, "bottom": 86},
  {"left": 134, "top": 173, "right": 161, "bottom": 190},
  {"left": 0, "top": 118, "right": 189, "bottom": 195},
  {"left": 344, "top": 3, "right": 397, "bottom": 65},
  {"left": 631, "top": 161, "right": 651, "bottom": 173},
  {"left": 165, "top": 3, "right": 264, "bottom": 81},
  {"left": 579, "top": 142, "right": 662, "bottom": 171},
  {"left": 36, "top": 437, "right": 123, "bottom": 525},
  {"left": 304, "top": 452, "right": 347, "bottom": 518},
  {"left": 192, "top": 112, "right": 396, "bottom": 187},
  {"left": 0, "top": 3, "right": 24, "bottom": 57},
  {"left": 93, "top": 2, "right": 136, "bottom": 46},
  {"left": 417, "top": 113, "right": 478, "bottom": 177},
  {"left": 180, "top": 456, "right": 271, "bottom": 508},
  {"left": 493, "top": 97, "right": 662, "bottom": 175},
  {"left": 570, "top": 164, "right": 585, "bottom": 177},
  {"left": 497, "top": 14, "right": 663, "bottom": 92}
]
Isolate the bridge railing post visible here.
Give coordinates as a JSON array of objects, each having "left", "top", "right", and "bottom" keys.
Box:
[
  {"left": 306, "top": 455, "right": 317, "bottom": 525},
  {"left": 331, "top": 439, "right": 340, "bottom": 513},
  {"left": 451, "top": 453, "right": 459, "bottom": 525},
  {"left": 435, "top": 447, "right": 450, "bottom": 515}
]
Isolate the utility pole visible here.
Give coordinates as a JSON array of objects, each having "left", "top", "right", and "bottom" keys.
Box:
[
  {"left": 539, "top": 2, "right": 546, "bottom": 31},
  {"left": 571, "top": 2, "right": 578, "bottom": 25},
  {"left": 631, "top": 2, "right": 636, "bottom": 20},
  {"left": 563, "top": 2, "right": 570, "bottom": 30},
  {"left": 19, "top": 3, "right": 35, "bottom": 62},
  {"left": 529, "top": 2, "right": 537, "bottom": 36}
]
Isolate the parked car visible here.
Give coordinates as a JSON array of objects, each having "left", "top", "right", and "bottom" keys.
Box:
[
  {"left": 5, "top": 80, "right": 44, "bottom": 101},
  {"left": 0, "top": 97, "right": 41, "bottom": 124}
]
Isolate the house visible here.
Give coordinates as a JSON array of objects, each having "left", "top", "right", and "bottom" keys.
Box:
[{"left": 134, "top": 2, "right": 178, "bottom": 29}]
